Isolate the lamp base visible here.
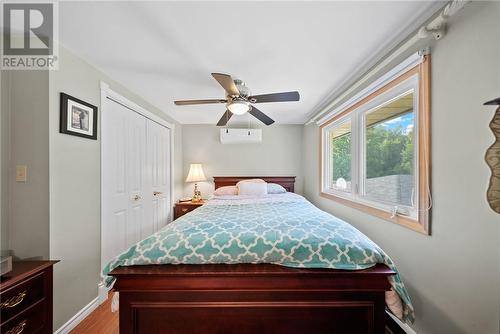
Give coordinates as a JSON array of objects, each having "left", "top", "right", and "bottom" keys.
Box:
[{"left": 191, "top": 183, "right": 202, "bottom": 202}]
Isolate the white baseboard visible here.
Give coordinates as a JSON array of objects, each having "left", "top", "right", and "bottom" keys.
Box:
[
  {"left": 98, "top": 281, "right": 110, "bottom": 304},
  {"left": 54, "top": 296, "right": 99, "bottom": 334}
]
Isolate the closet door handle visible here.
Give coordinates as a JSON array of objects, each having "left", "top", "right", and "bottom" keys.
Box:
[
  {"left": 153, "top": 191, "right": 163, "bottom": 196},
  {"left": 132, "top": 195, "right": 142, "bottom": 201}
]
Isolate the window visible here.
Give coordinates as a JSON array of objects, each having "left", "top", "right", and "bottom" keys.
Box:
[
  {"left": 364, "top": 91, "right": 415, "bottom": 207},
  {"left": 320, "top": 55, "right": 431, "bottom": 234},
  {"left": 330, "top": 118, "right": 352, "bottom": 192}
]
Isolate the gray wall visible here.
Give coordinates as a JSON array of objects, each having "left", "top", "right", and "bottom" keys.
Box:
[
  {"left": 182, "top": 125, "right": 303, "bottom": 197},
  {"left": 48, "top": 46, "right": 183, "bottom": 329},
  {"left": 0, "top": 70, "right": 50, "bottom": 259},
  {"left": 302, "top": 3, "right": 499, "bottom": 333}
]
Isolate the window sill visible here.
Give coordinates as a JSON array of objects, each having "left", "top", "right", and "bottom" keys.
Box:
[{"left": 320, "top": 191, "right": 429, "bottom": 235}]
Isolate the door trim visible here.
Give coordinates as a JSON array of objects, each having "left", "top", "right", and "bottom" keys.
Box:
[{"left": 100, "top": 81, "right": 175, "bottom": 272}]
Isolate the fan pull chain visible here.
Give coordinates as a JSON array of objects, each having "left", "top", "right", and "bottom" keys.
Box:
[{"left": 247, "top": 112, "right": 251, "bottom": 135}]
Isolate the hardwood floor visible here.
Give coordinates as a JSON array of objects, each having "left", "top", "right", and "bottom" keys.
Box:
[{"left": 70, "top": 293, "right": 118, "bottom": 334}]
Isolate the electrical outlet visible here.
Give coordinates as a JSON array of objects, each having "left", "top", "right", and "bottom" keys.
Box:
[{"left": 15, "top": 165, "right": 27, "bottom": 182}]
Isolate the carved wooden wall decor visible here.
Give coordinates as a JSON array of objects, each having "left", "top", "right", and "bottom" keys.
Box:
[{"left": 484, "top": 97, "right": 500, "bottom": 214}]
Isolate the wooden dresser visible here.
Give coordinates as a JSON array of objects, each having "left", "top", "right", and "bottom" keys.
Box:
[
  {"left": 174, "top": 200, "right": 205, "bottom": 220},
  {"left": 0, "top": 261, "right": 58, "bottom": 334}
]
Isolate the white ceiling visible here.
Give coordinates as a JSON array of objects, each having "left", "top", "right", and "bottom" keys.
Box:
[{"left": 59, "top": 1, "right": 441, "bottom": 125}]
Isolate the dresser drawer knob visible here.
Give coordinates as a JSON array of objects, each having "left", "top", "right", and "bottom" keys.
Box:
[
  {"left": 1, "top": 290, "right": 26, "bottom": 309},
  {"left": 6, "top": 319, "right": 27, "bottom": 334}
]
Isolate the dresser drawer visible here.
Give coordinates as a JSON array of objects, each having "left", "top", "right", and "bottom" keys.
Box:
[
  {"left": 175, "top": 205, "right": 196, "bottom": 215},
  {"left": 0, "top": 299, "right": 47, "bottom": 334},
  {"left": 0, "top": 271, "right": 46, "bottom": 323},
  {"left": 174, "top": 203, "right": 203, "bottom": 219}
]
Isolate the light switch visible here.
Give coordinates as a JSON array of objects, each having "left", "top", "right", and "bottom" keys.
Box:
[{"left": 16, "top": 165, "right": 27, "bottom": 182}]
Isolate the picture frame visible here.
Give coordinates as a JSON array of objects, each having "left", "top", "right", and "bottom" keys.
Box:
[{"left": 60, "top": 92, "right": 98, "bottom": 140}]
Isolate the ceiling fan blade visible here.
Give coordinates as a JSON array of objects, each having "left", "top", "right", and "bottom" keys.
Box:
[
  {"left": 174, "top": 99, "right": 226, "bottom": 106},
  {"left": 249, "top": 91, "right": 300, "bottom": 103},
  {"left": 216, "top": 110, "right": 233, "bottom": 126},
  {"left": 211, "top": 73, "right": 240, "bottom": 96},
  {"left": 249, "top": 106, "right": 274, "bottom": 126}
]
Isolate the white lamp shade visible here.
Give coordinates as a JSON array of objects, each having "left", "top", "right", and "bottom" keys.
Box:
[{"left": 185, "top": 164, "right": 206, "bottom": 183}]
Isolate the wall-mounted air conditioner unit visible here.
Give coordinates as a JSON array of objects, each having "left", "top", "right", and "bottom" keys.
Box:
[{"left": 220, "top": 128, "right": 262, "bottom": 144}]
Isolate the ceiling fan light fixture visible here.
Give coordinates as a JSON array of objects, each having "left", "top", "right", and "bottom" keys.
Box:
[
  {"left": 174, "top": 73, "right": 299, "bottom": 126},
  {"left": 228, "top": 100, "right": 250, "bottom": 115}
]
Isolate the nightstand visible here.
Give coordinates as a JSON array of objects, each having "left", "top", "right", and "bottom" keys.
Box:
[
  {"left": 174, "top": 200, "right": 205, "bottom": 219},
  {"left": 0, "top": 261, "right": 58, "bottom": 334}
]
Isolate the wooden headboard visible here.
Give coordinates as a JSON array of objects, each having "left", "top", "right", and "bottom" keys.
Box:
[{"left": 213, "top": 176, "right": 296, "bottom": 193}]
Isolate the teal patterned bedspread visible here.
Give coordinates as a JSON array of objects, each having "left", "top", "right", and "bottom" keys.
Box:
[{"left": 102, "top": 194, "right": 414, "bottom": 323}]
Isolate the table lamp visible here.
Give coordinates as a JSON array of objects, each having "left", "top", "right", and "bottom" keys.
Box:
[{"left": 185, "top": 163, "right": 206, "bottom": 202}]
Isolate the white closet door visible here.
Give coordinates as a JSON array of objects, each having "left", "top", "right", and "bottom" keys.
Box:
[
  {"left": 102, "top": 98, "right": 149, "bottom": 268},
  {"left": 102, "top": 98, "right": 126, "bottom": 267},
  {"left": 127, "top": 111, "right": 149, "bottom": 243},
  {"left": 148, "top": 120, "right": 171, "bottom": 231},
  {"left": 102, "top": 96, "right": 172, "bottom": 269}
]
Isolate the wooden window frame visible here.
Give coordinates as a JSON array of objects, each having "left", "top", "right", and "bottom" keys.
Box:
[{"left": 320, "top": 55, "right": 431, "bottom": 235}]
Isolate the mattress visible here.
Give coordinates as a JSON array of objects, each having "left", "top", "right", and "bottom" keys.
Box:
[{"left": 103, "top": 192, "right": 413, "bottom": 323}]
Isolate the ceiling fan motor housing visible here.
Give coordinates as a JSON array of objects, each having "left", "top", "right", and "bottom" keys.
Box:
[{"left": 233, "top": 79, "right": 250, "bottom": 98}]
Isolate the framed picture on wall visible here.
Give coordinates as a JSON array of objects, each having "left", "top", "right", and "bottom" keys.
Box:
[{"left": 60, "top": 93, "right": 98, "bottom": 140}]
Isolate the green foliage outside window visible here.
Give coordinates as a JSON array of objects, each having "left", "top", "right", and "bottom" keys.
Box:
[
  {"left": 332, "top": 134, "right": 351, "bottom": 181},
  {"left": 331, "top": 113, "right": 414, "bottom": 182},
  {"left": 366, "top": 125, "right": 414, "bottom": 178}
]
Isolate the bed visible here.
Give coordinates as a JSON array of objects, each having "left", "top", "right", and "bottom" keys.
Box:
[{"left": 106, "top": 176, "right": 412, "bottom": 334}]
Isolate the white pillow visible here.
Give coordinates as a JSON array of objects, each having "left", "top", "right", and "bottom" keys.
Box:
[
  {"left": 213, "top": 186, "right": 238, "bottom": 196},
  {"left": 236, "top": 179, "right": 266, "bottom": 188},
  {"left": 237, "top": 182, "right": 268, "bottom": 197},
  {"left": 267, "top": 183, "right": 287, "bottom": 194}
]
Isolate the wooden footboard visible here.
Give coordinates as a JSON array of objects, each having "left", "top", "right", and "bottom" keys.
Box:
[{"left": 110, "top": 263, "right": 395, "bottom": 334}]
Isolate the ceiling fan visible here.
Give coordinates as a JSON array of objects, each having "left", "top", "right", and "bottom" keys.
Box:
[{"left": 174, "top": 73, "right": 300, "bottom": 126}]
